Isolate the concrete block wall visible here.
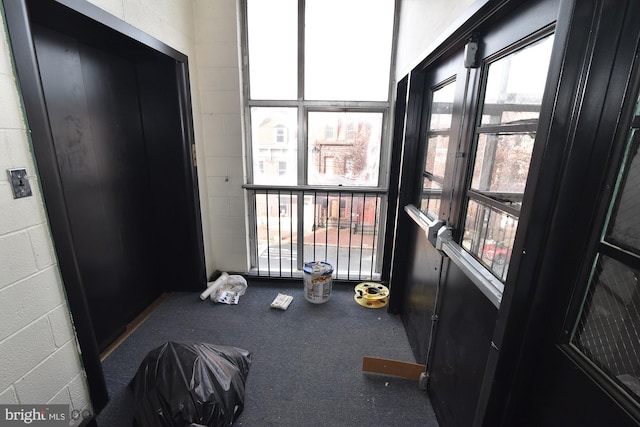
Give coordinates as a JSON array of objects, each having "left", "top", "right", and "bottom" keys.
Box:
[
  {"left": 0, "top": 10, "right": 91, "bottom": 421},
  {"left": 194, "top": 0, "right": 249, "bottom": 273}
]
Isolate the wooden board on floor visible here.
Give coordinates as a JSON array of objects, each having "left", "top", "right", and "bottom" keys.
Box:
[{"left": 362, "top": 356, "right": 425, "bottom": 380}]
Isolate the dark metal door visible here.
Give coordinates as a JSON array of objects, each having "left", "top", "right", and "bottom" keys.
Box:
[
  {"left": 393, "top": 1, "right": 562, "bottom": 425},
  {"left": 428, "top": 17, "right": 559, "bottom": 426},
  {"left": 505, "top": 1, "right": 640, "bottom": 423},
  {"left": 31, "top": 25, "right": 160, "bottom": 351},
  {"left": 396, "top": 50, "right": 466, "bottom": 365}
]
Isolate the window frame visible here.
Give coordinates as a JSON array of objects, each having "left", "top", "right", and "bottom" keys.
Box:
[
  {"left": 278, "top": 160, "right": 287, "bottom": 176},
  {"left": 459, "top": 28, "right": 556, "bottom": 282},
  {"left": 420, "top": 76, "right": 457, "bottom": 220},
  {"left": 240, "top": 0, "right": 395, "bottom": 190},
  {"left": 239, "top": 0, "right": 397, "bottom": 274}
]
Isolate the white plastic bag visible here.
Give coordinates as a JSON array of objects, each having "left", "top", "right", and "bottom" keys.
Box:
[{"left": 212, "top": 275, "right": 247, "bottom": 305}]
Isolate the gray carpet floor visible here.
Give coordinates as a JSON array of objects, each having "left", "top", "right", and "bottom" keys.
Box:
[{"left": 96, "top": 282, "right": 440, "bottom": 426}]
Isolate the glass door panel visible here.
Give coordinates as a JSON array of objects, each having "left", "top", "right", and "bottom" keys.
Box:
[
  {"left": 462, "top": 33, "right": 555, "bottom": 281},
  {"left": 480, "top": 36, "right": 554, "bottom": 126},
  {"left": 420, "top": 79, "right": 456, "bottom": 219}
]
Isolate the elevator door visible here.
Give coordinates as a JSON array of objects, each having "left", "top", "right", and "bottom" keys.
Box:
[{"left": 32, "top": 25, "right": 160, "bottom": 351}]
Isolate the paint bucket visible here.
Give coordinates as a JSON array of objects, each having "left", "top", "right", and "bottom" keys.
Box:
[{"left": 303, "top": 261, "right": 334, "bottom": 304}]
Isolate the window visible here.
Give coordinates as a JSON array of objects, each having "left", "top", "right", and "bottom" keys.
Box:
[
  {"left": 461, "top": 34, "right": 554, "bottom": 281},
  {"left": 421, "top": 79, "right": 456, "bottom": 219},
  {"left": 308, "top": 112, "right": 383, "bottom": 186},
  {"left": 246, "top": 0, "right": 297, "bottom": 100},
  {"left": 274, "top": 126, "right": 287, "bottom": 144},
  {"left": 325, "top": 125, "right": 336, "bottom": 141},
  {"left": 251, "top": 107, "right": 297, "bottom": 185},
  {"left": 324, "top": 157, "right": 335, "bottom": 175},
  {"left": 244, "top": 0, "right": 394, "bottom": 189},
  {"left": 243, "top": 0, "right": 395, "bottom": 278},
  {"left": 346, "top": 122, "right": 356, "bottom": 141},
  {"left": 280, "top": 200, "right": 289, "bottom": 216},
  {"left": 346, "top": 158, "right": 353, "bottom": 176},
  {"left": 304, "top": 0, "right": 394, "bottom": 101}
]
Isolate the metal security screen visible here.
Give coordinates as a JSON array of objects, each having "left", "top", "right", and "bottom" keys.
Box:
[{"left": 572, "top": 255, "right": 640, "bottom": 396}]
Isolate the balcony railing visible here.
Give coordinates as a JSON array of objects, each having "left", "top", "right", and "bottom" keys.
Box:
[{"left": 244, "top": 185, "right": 386, "bottom": 281}]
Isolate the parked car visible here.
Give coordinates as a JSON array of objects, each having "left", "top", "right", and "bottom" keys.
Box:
[{"left": 483, "top": 242, "right": 512, "bottom": 265}]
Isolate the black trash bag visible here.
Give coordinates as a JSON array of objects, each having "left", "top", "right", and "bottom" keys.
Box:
[{"left": 130, "top": 341, "right": 251, "bottom": 427}]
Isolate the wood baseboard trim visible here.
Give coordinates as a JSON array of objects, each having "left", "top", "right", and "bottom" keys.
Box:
[{"left": 100, "top": 292, "right": 170, "bottom": 362}]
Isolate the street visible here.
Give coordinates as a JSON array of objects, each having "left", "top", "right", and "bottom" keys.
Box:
[{"left": 256, "top": 243, "right": 376, "bottom": 280}]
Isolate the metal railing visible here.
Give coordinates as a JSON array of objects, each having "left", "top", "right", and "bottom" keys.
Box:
[{"left": 244, "top": 185, "right": 387, "bottom": 281}]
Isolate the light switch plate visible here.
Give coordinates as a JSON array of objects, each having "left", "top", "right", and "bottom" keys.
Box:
[{"left": 8, "top": 168, "right": 33, "bottom": 199}]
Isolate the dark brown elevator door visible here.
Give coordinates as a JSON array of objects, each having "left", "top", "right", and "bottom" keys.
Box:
[{"left": 32, "top": 25, "right": 160, "bottom": 351}]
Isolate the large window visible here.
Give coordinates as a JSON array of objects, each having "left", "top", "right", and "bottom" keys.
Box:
[
  {"left": 243, "top": 0, "right": 395, "bottom": 277},
  {"left": 245, "top": 0, "right": 394, "bottom": 187},
  {"left": 461, "top": 34, "right": 554, "bottom": 281}
]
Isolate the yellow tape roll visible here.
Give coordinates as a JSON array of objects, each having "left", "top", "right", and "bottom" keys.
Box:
[{"left": 354, "top": 282, "right": 390, "bottom": 309}]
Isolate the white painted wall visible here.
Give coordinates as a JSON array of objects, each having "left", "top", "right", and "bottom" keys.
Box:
[
  {"left": 394, "top": 0, "right": 475, "bottom": 79},
  {"left": 193, "top": 0, "right": 249, "bottom": 273}
]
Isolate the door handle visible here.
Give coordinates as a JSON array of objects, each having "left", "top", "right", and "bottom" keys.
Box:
[
  {"left": 435, "top": 225, "right": 503, "bottom": 308},
  {"left": 426, "top": 219, "right": 446, "bottom": 247},
  {"left": 435, "top": 226, "right": 452, "bottom": 253}
]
